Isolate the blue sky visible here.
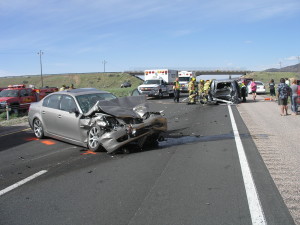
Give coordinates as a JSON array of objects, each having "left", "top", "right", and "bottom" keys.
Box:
[{"left": 1, "top": 0, "right": 300, "bottom": 77}]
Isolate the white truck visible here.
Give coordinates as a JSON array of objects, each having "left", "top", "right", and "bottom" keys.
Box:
[
  {"left": 138, "top": 69, "right": 178, "bottom": 98},
  {"left": 178, "top": 71, "right": 194, "bottom": 92}
]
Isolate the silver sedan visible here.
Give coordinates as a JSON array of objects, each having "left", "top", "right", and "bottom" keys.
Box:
[{"left": 28, "top": 88, "right": 167, "bottom": 153}]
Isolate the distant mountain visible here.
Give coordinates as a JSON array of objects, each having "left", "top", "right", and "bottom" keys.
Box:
[{"left": 264, "top": 63, "right": 300, "bottom": 72}]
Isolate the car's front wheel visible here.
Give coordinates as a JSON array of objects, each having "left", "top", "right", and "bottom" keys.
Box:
[
  {"left": 33, "top": 118, "right": 44, "bottom": 139},
  {"left": 87, "top": 125, "right": 105, "bottom": 152}
]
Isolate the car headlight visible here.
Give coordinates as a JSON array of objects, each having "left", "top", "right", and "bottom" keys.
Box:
[
  {"left": 132, "top": 129, "right": 137, "bottom": 136},
  {"left": 97, "top": 120, "right": 108, "bottom": 127}
]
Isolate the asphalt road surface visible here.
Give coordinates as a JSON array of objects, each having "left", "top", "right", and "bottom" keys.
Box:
[{"left": 0, "top": 95, "right": 295, "bottom": 225}]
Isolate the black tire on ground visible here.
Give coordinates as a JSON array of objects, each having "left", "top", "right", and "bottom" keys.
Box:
[
  {"left": 87, "top": 125, "right": 105, "bottom": 152},
  {"left": 33, "top": 118, "right": 45, "bottom": 139}
]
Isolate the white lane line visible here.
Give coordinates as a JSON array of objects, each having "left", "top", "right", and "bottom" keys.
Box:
[
  {"left": 0, "top": 128, "right": 31, "bottom": 137},
  {"left": 0, "top": 170, "right": 47, "bottom": 196},
  {"left": 228, "top": 105, "right": 267, "bottom": 225}
]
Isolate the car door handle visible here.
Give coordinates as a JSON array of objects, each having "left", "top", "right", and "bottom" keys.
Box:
[
  {"left": 58, "top": 115, "right": 62, "bottom": 118},
  {"left": 42, "top": 111, "right": 46, "bottom": 114}
]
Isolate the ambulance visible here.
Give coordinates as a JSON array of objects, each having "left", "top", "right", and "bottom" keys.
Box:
[
  {"left": 138, "top": 69, "right": 178, "bottom": 98},
  {"left": 178, "top": 71, "right": 194, "bottom": 92}
]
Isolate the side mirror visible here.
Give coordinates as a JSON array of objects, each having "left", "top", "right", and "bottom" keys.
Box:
[{"left": 69, "top": 108, "right": 80, "bottom": 117}]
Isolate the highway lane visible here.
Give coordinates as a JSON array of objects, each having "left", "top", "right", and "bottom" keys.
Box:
[{"left": 0, "top": 96, "right": 295, "bottom": 225}]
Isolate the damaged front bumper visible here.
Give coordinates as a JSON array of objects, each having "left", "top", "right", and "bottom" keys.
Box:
[{"left": 82, "top": 114, "right": 167, "bottom": 154}]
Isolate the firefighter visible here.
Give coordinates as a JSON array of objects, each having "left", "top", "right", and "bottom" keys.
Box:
[
  {"left": 173, "top": 78, "right": 180, "bottom": 102},
  {"left": 187, "top": 77, "right": 197, "bottom": 104},
  {"left": 203, "top": 80, "right": 211, "bottom": 102},
  {"left": 239, "top": 81, "right": 247, "bottom": 102},
  {"left": 198, "top": 80, "right": 205, "bottom": 104},
  {"left": 59, "top": 84, "right": 66, "bottom": 91}
]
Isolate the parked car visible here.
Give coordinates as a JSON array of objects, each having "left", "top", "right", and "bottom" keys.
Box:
[
  {"left": 121, "top": 81, "right": 132, "bottom": 88},
  {"left": 238, "top": 78, "right": 253, "bottom": 86},
  {"left": 247, "top": 81, "right": 266, "bottom": 94},
  {"left": 28, "top": 88, "right": 167, "bottom": 154},
  {"left": 208, "top": 79, "right": 241, "bottom": 104}
]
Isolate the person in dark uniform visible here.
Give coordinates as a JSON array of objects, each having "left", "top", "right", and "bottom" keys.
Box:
[{"left": 173, "top": 78, "right": 180, "bottom": 103}]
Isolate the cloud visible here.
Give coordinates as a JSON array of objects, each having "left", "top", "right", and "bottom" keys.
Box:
[
  {"left": 244, "top": 40, "right": 253, "bottom": 44},
  {"left": 285, "top": 56, "right": 300, "bottom": 61},
  {"left": 0, "top": 69, "right": 18, "bottom": 77},
  {"left": 172, "top": 30, "right": 193, "bottom": 37}
]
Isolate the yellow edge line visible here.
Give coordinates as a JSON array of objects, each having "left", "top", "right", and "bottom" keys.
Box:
[{"left": 0, "top": 128, "right": 31, "bottom": 137}]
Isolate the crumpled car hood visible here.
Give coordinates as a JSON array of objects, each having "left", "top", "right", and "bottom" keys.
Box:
[{"left": 83, "top": 95, "right": 149, "bottom": 118}]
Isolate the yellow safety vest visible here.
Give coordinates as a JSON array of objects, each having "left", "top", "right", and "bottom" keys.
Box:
[
  {"left": 204, "top": 82, "right": 210, "bottom": 91},
  {"left": 188, "top": 81, "right": 195, "bottom": 91},
  {"left": 174, "top": 81, "right": 180, "bottom": 90}
]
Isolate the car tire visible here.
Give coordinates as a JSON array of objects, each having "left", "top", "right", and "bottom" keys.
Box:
[
  {"left": 33, "top": 118, "right": 45, "bottom": 139},
  {"left": 87, "top": 125, "right": 105, "bottom": 152}
]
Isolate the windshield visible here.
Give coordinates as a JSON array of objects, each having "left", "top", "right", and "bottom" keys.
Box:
[
  {"left": 179, "top": 77, "right": 190, "bottom": 82},
  {"left": 76, "top": 93, "right": 117, "bottom": 113},
  {"left": 0, "top": 90, "right": 19, "bottom": 97},
  {"left": 143, "top": 80, "right": 161, "bottom": 85}
]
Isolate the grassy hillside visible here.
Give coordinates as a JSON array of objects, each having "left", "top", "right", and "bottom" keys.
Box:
[
  {"left": 0, "top": 73, "right": 143, "bottom": 97},
  {"left": 243, "top": 72, "right": 300, "bottom": 84}
]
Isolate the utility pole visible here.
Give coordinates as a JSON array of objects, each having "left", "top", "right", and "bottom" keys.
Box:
[
  {"left": 102, "top": 60, "right": 107, "bottom": 73},
  {"left": 37, "top": 50, "right": 44, "bottom": 87},
  {"left": 297, "top": 56, "right": 300, "bottom": 74}
]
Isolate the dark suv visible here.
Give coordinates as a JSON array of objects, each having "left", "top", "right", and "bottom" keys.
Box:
[
  {"left": 121, "top": 81, "right": 131, "bottom": 88},
  {"left": 209, "top": 79, "right": 241, "bottom": 104}
]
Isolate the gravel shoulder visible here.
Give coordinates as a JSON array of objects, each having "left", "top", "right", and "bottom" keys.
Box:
[
  {"left": 237, "top": 94, "right": 300, "bottom": 225},
  {"left": 0, "top": 116, "right": 29, "bottom": 127}
]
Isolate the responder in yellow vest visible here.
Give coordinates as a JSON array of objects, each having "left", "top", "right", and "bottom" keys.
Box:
[
  {"left": 187, "top": 77, "right": 196, "bottom": 104},
  {"left": 198, "top": 80, "right": 205, "bottom": 104},
  {"left": 203, "top": 80, "right": 211, "bottom": 102},
  {"left": 173, "top": 78, "right": 180, "bottom": 103},
  {"left": 239, "top": 81, "right": 247, "bottom": 102}
]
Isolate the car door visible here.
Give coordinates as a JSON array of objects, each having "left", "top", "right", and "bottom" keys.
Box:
[
  {"left": 54, "top": 95, "right": 82, "bottom": 142},
  {"left": 41, "top": 94, "right": 62, "bottom": 135},
  {"left": 19, "top": 89, "right": 33, "bottom": 110}
]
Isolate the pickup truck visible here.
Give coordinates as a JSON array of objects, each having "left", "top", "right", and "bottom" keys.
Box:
[{"left": 0, "top": 84, "right": 58, "bottom": 114}]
